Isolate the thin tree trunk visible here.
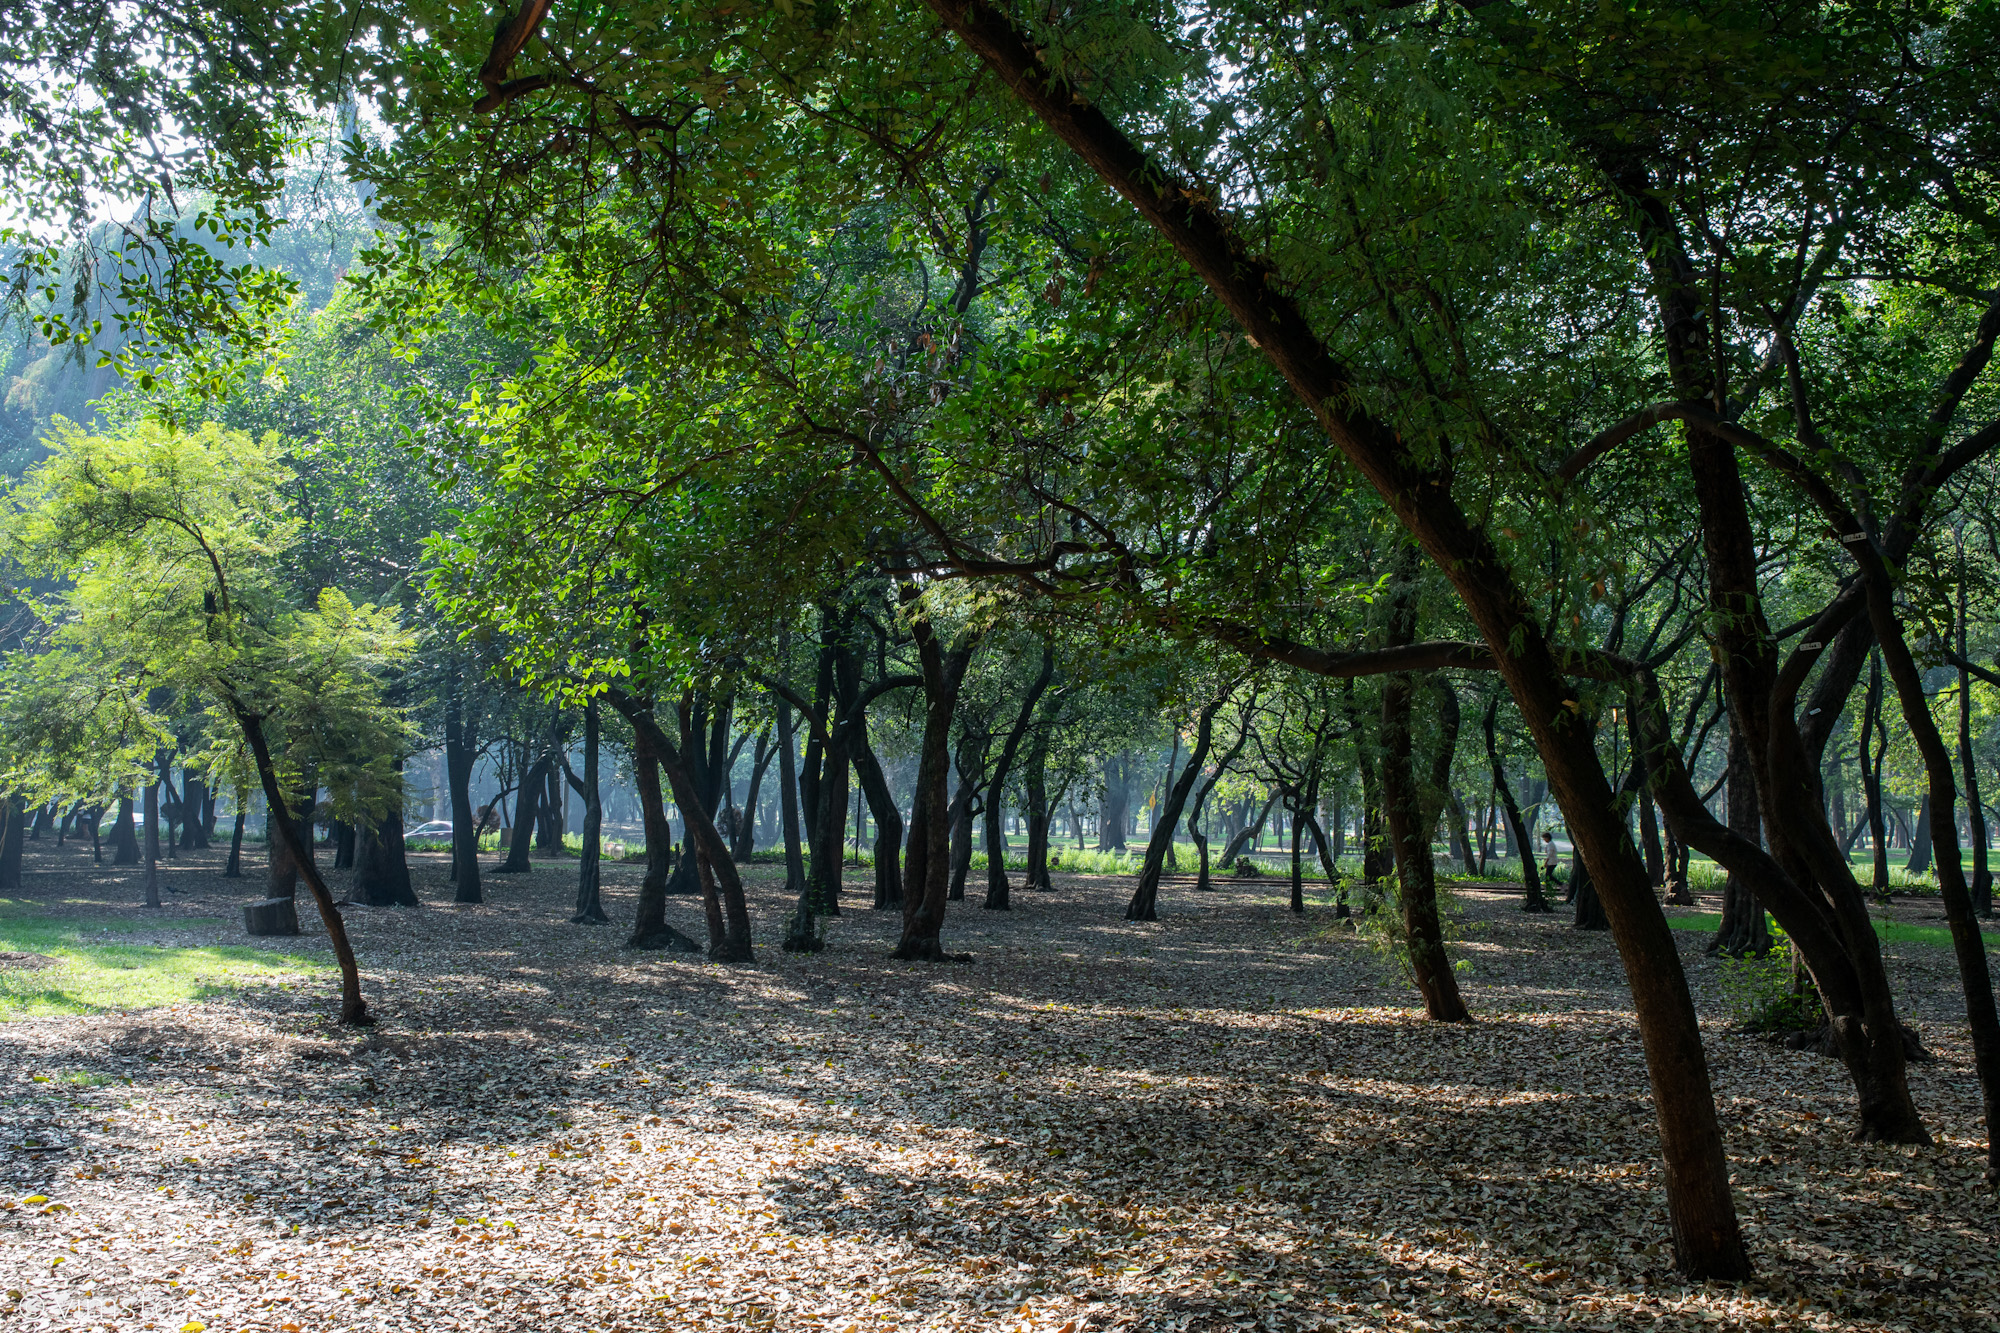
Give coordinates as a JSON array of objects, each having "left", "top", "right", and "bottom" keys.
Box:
[
  {"left": 985, "top": 644, "right": 1056, "bottom": 910},
  {"left": 224, "top": 792, "right": 246, "bottom": 879},
  {"left": 571, "top": 702, "right": 607, "bottom": 924},
  {"left": 224, "top": 698, "right": 369, "bottom": 1025},
  {"left": 142, "top": 773, "right": 163, "bottom": 907},
  {"left": 1862, "top": 653, "right": 1890, "bottom": 893},
  {"left": 1485, "top": 699, "right": 1550, "bottom": 913},
  {"left": 1129, "top": 698, "right": 1222, "bottom": 920},
  {"left": 777, "top": 697, "right": 820, "bottom": 951}
]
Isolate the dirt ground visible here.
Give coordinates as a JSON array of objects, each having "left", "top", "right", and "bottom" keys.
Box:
[{"left": 0, "top": 839, "right": 1992, "bottom": 1333}]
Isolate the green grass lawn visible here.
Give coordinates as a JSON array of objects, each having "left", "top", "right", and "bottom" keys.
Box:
[
  {"left": 0, "top": 900, "right": 330, "bottom": 1020},
  {"left": 1667, "top": 911, "right": 2000, "bottom": 950}
]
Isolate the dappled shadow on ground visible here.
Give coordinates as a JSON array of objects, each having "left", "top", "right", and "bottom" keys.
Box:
[{"left": 0, "top": 840, "right": 1989, "bottom": 1332}]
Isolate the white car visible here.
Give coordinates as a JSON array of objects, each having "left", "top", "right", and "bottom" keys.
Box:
[{"left": 405, "top": 820, "right": 455, "bottom": 839}]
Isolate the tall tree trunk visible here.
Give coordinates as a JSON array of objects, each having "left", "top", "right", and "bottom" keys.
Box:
[
  {"left": 1379, "top": 664, "right": 1470, "bottom": 1022},
  {"left": 1484, "top": 699, "right": 1549, "bottom": 913},
  {"left": 1961, "top": 566, "right": 1993, "bottom": 916},
  {"left": 1129, "top": 698, "right": 1222, "bottom": 920},
  {"left": 897, "top": 603, "right": 978, "bottom": 961},
  {"left": 142, "top": 775, "right": 163, "bottom": 908},
  {"left": 446, "top": 681, "right": 484, "bottom": 904},
  {"left": 1862, "top": 653, "right": 1890, "bottom": 893},
  {"left": 224, "top": 700, "right": 368, "bottom": 1024},
  {"left": 627, "top": 703, "right": 689, "bottom": 949},
  {"left": 1863, "top": 565, "right": 2000, "bottom": 1183},
  {"left": 777, "top": 697, "right": 821, "bottom": 951},
  {"left": 984, "top": 643, "right": 1056, "bottom": 910},
  {"left": 224, "top": 792, "right": 246, "bottom": 879},
  {"left": 571, "top": 702, "right": 607, "bottom": 924}
]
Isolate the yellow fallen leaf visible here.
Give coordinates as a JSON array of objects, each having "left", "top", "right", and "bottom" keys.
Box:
[
  {"left": 181, "top": 1323, "right": 206, "bottom": 1333},
  {"left": 21, "top": 1196, "right": 47, "bottom": 1206}
]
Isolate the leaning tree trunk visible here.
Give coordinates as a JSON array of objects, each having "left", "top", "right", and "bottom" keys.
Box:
[
  {"left": 1485, "top": 698, "right": 1549, "bottom": 912},
  {"left": 854, "top": 727, "right": 905, "bottom": 910},
  {"left": 1958, "top": 570, "right": 1993, "bottom": 915},
  {"left": 732, "top": 730, "right": 776, "bottom": 862},
  {"left": 1218, "top": 788, "right": 1278, "bottom": 869},
  {"left": 1861, "top": 653, "right": 1891, "bottom": 893},
  {"left": 493, "top": 751, "right": 547, "bottom": 874},
  {"left": 1129, "top": 699, "right": 1221, "bottom": 921},
  {"left": 224, "top": 697, "right": 370, "bottom": 1025}
]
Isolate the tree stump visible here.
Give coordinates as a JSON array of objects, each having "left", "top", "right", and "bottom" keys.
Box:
[{"left": 243, "top": 896, "right": 300, "bottom": 937}]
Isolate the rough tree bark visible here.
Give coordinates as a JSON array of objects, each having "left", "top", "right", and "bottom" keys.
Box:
[{"left": 896, "top": 600, "right": 978, "bottom": 961}]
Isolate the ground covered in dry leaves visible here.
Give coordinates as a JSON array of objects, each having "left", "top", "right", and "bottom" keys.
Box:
[{"left": 0, "top": 840, "right": 1993, "bottom": 1333}]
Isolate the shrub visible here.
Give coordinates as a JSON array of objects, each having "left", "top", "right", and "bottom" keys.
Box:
[{"left": 1718, "top": 932, "right": 1822, "bottom": 1032}]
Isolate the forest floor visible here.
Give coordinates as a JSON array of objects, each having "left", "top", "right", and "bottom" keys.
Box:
[{"left": 0, "top": 840, "right": 1992, "bottom": 1333}]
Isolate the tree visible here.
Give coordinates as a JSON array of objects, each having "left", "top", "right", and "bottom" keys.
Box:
[{"left": 1, "top": 420, "right": 415, "bottom": 1025}]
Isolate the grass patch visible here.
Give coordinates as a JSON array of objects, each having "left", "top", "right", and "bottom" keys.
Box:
[
  {"left": 1666, "top": 911, "right": 1999, "bottom": 950},
  {"left": 0, "top": 905, "right": 329, "bottom": 1021}
]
